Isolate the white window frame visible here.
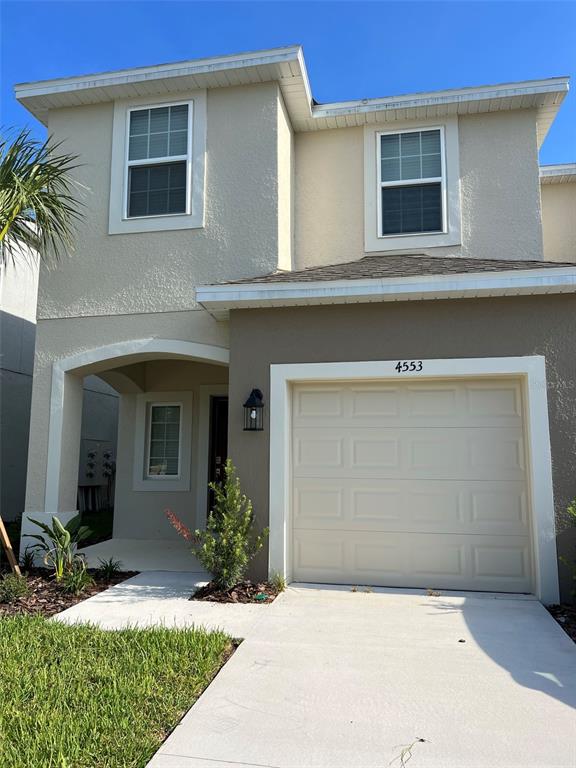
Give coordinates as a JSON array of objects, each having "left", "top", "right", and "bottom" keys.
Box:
[
  {"left": 145, "top": 402, "right": 183, "bottom": 480},
  {"left": 377, "top": 125, "right": 446, "bottom": 237},
  {"left": 133, "top": 391, "right": 193, "bottom": 492},
  {"left": 109, "top": 90, "right": 206, "bottom": 235},
  {"left": 364, "top": 117, "right": 461, "bottom": 252},
  {"left": 124, "top": 101, "right": 193, "bottom": 221}
]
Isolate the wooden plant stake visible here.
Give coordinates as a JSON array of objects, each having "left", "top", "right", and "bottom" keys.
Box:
[{"left": 0, "top": 515, "right": 21, "bottom": 575}]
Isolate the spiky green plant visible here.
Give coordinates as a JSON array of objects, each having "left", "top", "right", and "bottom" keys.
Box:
[
  {"left": 0, "top": 128, "right": 83, "bottom": 267},
  {"left": 27, "top": 516, "right": 91, "bottom": 581}
]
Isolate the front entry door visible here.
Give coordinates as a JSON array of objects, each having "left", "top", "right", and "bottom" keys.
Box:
[{"left": 208, "top": 396, "right": 229, "bottom": 514}]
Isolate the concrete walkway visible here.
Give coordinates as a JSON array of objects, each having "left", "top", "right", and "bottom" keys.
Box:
[{"left": 57, "top": 576, "right": 576, "bottom": 767}]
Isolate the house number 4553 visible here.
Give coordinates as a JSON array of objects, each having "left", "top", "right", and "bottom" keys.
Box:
[{"left": 395, "top": 360, "right": 423, "bottom": 373}]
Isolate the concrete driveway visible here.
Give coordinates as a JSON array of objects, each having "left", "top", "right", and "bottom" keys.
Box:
[{"left": 147, "top": 584, "right": 576, "bottom": 768}]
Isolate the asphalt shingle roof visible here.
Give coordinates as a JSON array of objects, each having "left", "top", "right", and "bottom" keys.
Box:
[{"left": 226, "top": 253, "right": 576, "bottom": 285}]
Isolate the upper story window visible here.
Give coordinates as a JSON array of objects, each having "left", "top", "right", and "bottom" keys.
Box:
[
  {"left": 109, "top": 91, "right": 206, "bottom": 235},
  {"left": 363, "top": 118, "right": 461, "bottom": 252},
  {"left": 379, "top": 129, "right": 444, "bottom": 236},
  {"left": 127, "top": 104, "right": 191, "bottom": 218}
]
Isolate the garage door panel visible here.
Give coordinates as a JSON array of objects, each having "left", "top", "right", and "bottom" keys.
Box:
[
  {"left": 293, "top": 381, "right": 523, "bottom": 429},
  {"left": 294, "top": 428, "right": 526, "bottom": 481},
  {"left": 295, "top": 435, "right": 344, "bottom": 468},
  {"left": 291, "top": 379, "right": 533, "bottom": 593},
  {"left": 293, "top": 531, "right": 532, "bottom": 592},
  {"left": 294, "top": 478, "right": 529, "bottom": 535}
]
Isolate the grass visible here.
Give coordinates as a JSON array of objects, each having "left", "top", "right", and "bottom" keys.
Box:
[{"left": 0, "top": 615, "right": 233, "bottom": 768}]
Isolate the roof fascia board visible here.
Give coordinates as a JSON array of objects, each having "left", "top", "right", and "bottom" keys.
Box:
[
  {"left": 540, "top": 163, "right": 576, "bottom": 177},
  {"left": 313, "top": 78, "right": 570, "bottom": 119},
  {"left": 196, "top": 267, "right": 576, "bottom": 313},
  {"left": 14, "top": 45, "right": 304, "bottom": 99}
]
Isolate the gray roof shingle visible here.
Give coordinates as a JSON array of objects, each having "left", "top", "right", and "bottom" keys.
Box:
[{"left": 225, "top": 253, "right": 576, "bottom": 285}]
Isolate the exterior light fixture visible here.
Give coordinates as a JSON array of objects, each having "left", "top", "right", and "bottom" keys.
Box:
[{"left": 243, "top": 388, "right": 264, "bottom": 431}]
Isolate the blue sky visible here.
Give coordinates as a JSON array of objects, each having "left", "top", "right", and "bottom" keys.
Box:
[{"left": 1, "top": 1, "right": 575, "bottom": 163}]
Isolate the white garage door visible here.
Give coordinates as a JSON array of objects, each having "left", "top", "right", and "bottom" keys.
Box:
[{"left": 292, "top": 379, "right": 533, "bottom": 593}]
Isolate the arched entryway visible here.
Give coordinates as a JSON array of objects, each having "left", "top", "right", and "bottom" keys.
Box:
[{"left": 21, "top": 338, "right": 229, "bottom": 571}]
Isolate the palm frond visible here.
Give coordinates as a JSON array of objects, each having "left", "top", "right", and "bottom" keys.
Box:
[{"left": 0, "top": 128, "right": 85, "bottom": 267}]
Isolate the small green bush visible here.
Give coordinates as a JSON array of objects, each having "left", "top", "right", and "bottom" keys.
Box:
[
  {"left": 96, "top": 556, "right": 123, "bottom": 582},
  {"left": 167, "top": 460, "right": 268, "bottom": 591},
  {"left": 270, "top": 572, "right": 287, "bottom": 592},
  {"left": 28, "top": 515, "right": 91, "bottom": 581},
  {"left": 60, "top": 559, "right": 94, "bottom": 596},
  {"left": 19, "top": 547, "right": 35, "bottom": 573},
  {"left": 560, "top": 499, "right": 576, "bottom": 595},
  {"left": 0, "top": 574, "right": 30, "bottom": 603}
]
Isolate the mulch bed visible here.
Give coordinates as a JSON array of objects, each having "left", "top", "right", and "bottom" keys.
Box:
[
  {"left": 0, "top": 569, "right": 138, "bottom": 618},
  {"left": 548, "top": 604, "right": 576, "bottom": 643},
  {"left": 192, "top": 580, "right": 280, "bottom": 603}
]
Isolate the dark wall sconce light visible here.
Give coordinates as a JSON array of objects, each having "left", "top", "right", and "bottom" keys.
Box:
[{"left": 243, "top": 388, "right": 264, "bottom": 431}]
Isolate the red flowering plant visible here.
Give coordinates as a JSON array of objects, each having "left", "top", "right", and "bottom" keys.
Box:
[
  {"left": 165, "top": 460, "right": 268, "bottom": 591},
  {"left": 164, "top": 509, "right": 197, "bottom": 543}
]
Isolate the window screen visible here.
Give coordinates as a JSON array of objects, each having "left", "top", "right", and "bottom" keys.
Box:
[
  {"left": 379, "top": 129, "right": 443, "bottom": 236},
  {"left": 127, "top": 104, "right": 189, "bottom": 218},
  {"left": 148, "top": 405, "right": 181, "bottom": 476}
]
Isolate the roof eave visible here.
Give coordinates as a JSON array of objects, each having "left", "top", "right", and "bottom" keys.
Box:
[
  {"left": 540, "top": 163, "right": 576, "bottom": 184},
  {"left": 196, "top": 267, "right": 576, "bottom": 320},
  {"left": 15, "top": 45, "right": 312, "bottom": 126},
  {"left": 15, "top": 47, "right": 569, "bottom": 141}
]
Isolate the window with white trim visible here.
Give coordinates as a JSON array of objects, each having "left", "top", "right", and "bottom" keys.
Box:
[
  {"left": 378, "top": 128, "right": 445, "bottom": 236},
  {"left": 126, "top": 103, "right": 191, "bottom": 219},
  {"left": 146, "top": 404, "right": 181, "bottom": 477}
]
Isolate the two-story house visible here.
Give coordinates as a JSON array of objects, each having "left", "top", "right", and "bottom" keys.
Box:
[{"left": 15, "top": 46, "right": 576, "bottom": 603}]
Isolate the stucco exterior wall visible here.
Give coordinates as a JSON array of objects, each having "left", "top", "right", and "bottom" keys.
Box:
[
  {"left": 294, "top": 110, "right": 543, "bottom": 268},
  {"left": 277, "top": 92, "right": 294, "bottom": 271},
  {"left": 228, "top": 296, "right": 576, "bottom": 601},
  {"left": 40, "top": 82, "right": 285, "bottom": 319},
  {"left": 541, "top": 183, "right": 576, "bottom": 262},
  {"left": 0, "top": 258, "right": 38, "bottom": 520},
  {"left": 113, "top": 359, "right": 228, "bottom": 539}
]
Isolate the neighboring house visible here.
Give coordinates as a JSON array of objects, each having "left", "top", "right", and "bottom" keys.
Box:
[
  {"left": 14, "top": 46, "right": 576, "bottom": 603},
  {"left": 540, "top": 163, "right": 576, "bottom": 262},
  {"left": 0, "top": 254, "right": 119, "bottom": 524}
]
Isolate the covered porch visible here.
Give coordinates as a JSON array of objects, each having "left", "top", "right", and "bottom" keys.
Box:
[{"left": 21, "top": 338, "right": 230, "bottom": 569}]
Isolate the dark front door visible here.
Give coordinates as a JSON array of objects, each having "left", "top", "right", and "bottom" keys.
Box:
[{"left": 208, "top": 396, "right": 228, "bottom": 514}]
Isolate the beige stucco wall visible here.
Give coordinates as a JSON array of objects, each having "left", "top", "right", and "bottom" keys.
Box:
[
  {"left": 40, "top": 82, "right": 286, "bottom": 319},
  {"left": 541, "top": 183, "right": 576, "bottom": 262},
  {"left": 113, "top": 359, "right": 228, "bottom": 539},
  {"left": 294, "top": 109, "right": 543, "bottom": 267},
  {"left": 277, "top": 92, "right": 294, "bottom": 271},
  {"left": 228, "top": 296, "right": 576, "bottom": 601}
]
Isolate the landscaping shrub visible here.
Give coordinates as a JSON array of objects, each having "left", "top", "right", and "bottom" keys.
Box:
[
  {"left": 96, "top": 556, "right": 123, "bottom": 582},
  {"left": 167, "top": 459, "right": 268, "bottom": 590},
  {"left": 60, "top": 558, "right": 94, "bottom": 596},
  {"left": 28, "top": 515, "right": 91, "bottom": 581},
  {"left": 0, "top": 573, "right": 30, "bottom": 603},
  {"left": 561, "top": 499, "right": 576, "bottom": 595}
]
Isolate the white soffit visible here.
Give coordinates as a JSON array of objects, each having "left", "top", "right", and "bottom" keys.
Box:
[
  {"left": 540, "top": 163, "right": 576, "bottom": 184},
  {"left": 195, "top": 267, "right": 576, "bottom": 319},
  {"left": 15, "top": 46, "right": 568, "bottom": 144}
]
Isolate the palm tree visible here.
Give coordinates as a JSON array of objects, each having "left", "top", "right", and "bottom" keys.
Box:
[{"left": 0, "top": 128, "right": 83, "bottom": 267}]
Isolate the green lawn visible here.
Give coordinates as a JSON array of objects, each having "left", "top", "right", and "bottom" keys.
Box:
[{"left": 0, "top": 616, "right": 232, "bottom": 768}]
